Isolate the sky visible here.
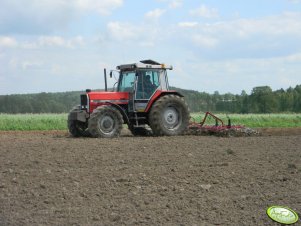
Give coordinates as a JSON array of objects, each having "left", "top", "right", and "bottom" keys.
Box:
[{"left": 1, "top": 0, "right": 301, "bottom": 95}]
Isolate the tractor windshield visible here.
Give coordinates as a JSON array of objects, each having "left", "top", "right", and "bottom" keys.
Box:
[{"left": 118, "top": 71, "right": 136, "bottom": 92}]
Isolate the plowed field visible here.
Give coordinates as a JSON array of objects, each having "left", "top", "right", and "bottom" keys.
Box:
[{"left": 0, "top": 129, "right": 300, "bottom": 225}]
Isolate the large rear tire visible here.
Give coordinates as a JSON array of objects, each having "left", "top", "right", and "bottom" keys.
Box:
[
  {"left": 149, "top": 95, "right": 190, "bottom": 136},
  {"left": 68, "top": 106, "right": 90, "bottom": 137},
  {"left": 88, "top": 105, "right": 123, "bottom": 138}
]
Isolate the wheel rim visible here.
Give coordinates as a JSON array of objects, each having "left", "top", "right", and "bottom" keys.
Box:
[
  {"left": 163, "top": 106, "right": 180, "bottom": 130},
  {"left": 99, "top": 115, "right": 115, "bottom": 134}
]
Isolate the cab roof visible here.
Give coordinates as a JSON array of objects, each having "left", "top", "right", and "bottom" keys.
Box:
[{"left": 116, "top": 59, "right": 173, "bottom": 70}]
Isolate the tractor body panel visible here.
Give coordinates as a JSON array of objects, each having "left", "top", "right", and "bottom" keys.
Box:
[{"left": 86, "top": 92, "right": 129, "bottom": 113}]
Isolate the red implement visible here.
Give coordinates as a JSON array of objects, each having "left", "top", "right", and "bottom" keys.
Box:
[{"left": 188, "top": 112, "right": 248, "bottom": 136}]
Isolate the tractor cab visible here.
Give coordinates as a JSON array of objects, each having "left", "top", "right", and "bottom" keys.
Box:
[{"left": 116, "top": 60, "right": 172, "bottom": 112}]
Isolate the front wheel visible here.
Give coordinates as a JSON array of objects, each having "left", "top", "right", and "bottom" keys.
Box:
[
  {"left": 88, "top": 105, "right": 123, "bottom": 138},
  {"left": 149, "top": 95, "right": 190, "bottom": 136},
  {"left": 68, "top": 106, "right": 90, "bottom": 137}
]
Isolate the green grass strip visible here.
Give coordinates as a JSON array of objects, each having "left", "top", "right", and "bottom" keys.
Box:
[
  {"left": 191, "top": 113, "right": 301, "bottom": 128},
  {"left": 0, "top": 114, "right": 67, "bottom": 131},
  {"left": 0, "top": 113, "right": 300, "bottom": 131}
]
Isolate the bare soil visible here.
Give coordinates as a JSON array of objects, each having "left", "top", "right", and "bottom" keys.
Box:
[{"left": 0, "top": 128, "right": 300, "bottom": 225}]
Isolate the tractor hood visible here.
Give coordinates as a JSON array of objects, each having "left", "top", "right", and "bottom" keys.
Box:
[{"left": 87, "top": 91, "right": 129, "bottom": 113}]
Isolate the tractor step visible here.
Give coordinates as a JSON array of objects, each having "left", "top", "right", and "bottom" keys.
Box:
[
  {"left": 132, "top": 124, "right": 147, "bottom": 128},
  {"left": 129, "top": 116, "right": 146, "bottom": 120}
]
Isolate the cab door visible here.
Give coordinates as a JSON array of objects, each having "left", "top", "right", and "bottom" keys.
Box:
[
  {"left": 134, "top": 70, "right": 160, "bottom": 112},
  {"left": 117, "top": 71, "right": 136, "bottom": 112}
]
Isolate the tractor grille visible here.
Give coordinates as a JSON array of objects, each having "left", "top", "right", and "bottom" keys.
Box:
[{"left": 80, "top": 94, "right": 88, "bottom": 109}]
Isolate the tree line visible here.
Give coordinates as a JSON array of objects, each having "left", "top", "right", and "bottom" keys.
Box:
[
  {"left": 174, "top": 85, "right": 301, "bottom": 113},
  {"left": 0, "top": 85, "right": 300, "bottom": 114},
  {"left": 0, "top": 91, "right": 81, "bottom": 114}
]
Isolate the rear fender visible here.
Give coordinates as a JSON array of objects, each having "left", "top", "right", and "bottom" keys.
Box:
[{"left": 145, "top": 90, "right": 184, "bottom": 112}]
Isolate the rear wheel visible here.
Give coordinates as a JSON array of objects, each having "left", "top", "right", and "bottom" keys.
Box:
[
  {"left": 88, "top": 105, "right": 123, "bottom": 138},
  {"left": 68, "top": 106, "right": 89, "bottom": 137},
  {"left": 149, "top": 94, "right": 190, "bottom": 136}
]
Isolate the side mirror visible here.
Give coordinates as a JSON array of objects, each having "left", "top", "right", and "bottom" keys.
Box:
[{"left": 109, "top": 71, "right": 113, "bottom": 78}]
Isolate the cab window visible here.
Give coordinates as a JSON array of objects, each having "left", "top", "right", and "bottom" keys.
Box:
[
  {"left": 136, "top": 70, "right": 161, "bottom": 99},
  {"left": 118, "top": 71, "right": 136, "bottom": 92}
]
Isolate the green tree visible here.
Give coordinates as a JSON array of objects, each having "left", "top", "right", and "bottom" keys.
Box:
[{"left": 250, "top": 86, "right": 277, "bottom": 113}]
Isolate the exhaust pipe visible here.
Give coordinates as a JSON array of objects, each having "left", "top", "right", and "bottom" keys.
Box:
[{"left": 104, "top": 68, "right": 108, "bottom": 92}]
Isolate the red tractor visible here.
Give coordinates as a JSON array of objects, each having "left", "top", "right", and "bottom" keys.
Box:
[{"left": 68, "top": 60, "right": 190, "bottom": 138}]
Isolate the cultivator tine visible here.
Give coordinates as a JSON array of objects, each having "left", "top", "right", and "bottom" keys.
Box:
[{"left": 227, "top": 118, "right": 231, "bottom": 128}]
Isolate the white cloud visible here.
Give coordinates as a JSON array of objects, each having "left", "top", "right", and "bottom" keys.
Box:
[
  {"left": 106, "top": 11, "right": 301, "bottom": 55},
  {"left": 287, "top": 0, "right": 300, "bottom": 3},
  {"left": 1, "top": 1, "right": 301, "bottom": 95},
  {"left": 0, "top": 0, "right": 124, "bottom": 34},
  {"left": 75, "top": 0, "right": 123, "bottom": 15},
  {"left": 0, "top": 36, "right": 17, "bottom": 48},
  {"left": 192, "top": 35, "right": 219, "bottom": 48},
  {"left": 38, "top": 36, "right": 65, "bottom": 47},
  {"left": 190, "top": 5, "right": 219, "bottom": 19},
  {"left": 21, "top": 36, "right": 85, "bottom": 49},
  {"left": 139, "top": 41, "right": 155, "bottom": 47},
  {"left": 155, "top": 0, "right": 182, "bottom": 9},
  {"left": 178, "top": 22, "right": 198, "bottom": 28},
  {"left": 222, "top": 12, "right": 301, "bottom": 38},
  {"left": 106, "top": 21, "right": 164, "bottom": 44},
  {"left": 169, "top": 0, "right": 182, "bottom": 9},
  {"left": 22, "top": 61, "right": 44, "bottom": 71},
  {"left": 285, "top": 52, "right": 301, "bottom": 62},
  {"left": 70, "top": 36, "right": 85, "bottom": 47},
  {"left": 171, "top": 52, "right": 301, "bottom": 94},
  {"left": 107, "top": 22, "right": 138, "bottom": 41},
  {"left": 145, "top": 9, "right": 166, "bottom": 20},
  {"left": 183, "top": 12, "right": 301, "bottom": 52}
]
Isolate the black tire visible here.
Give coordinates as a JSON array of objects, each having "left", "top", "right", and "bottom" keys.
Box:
[
  {"left": 88, "top": 105, "right": 123, "bottom": 138},
  {"left": 68, "top": 106, "right": 90, "bottom": 137},
  {"left": 149, "top": 94, "right": 190, "bottom": 136}
]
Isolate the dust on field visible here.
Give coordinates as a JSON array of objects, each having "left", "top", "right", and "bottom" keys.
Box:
[{"left": 0, "top": 129, "right": 300, "bottom": 225}]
